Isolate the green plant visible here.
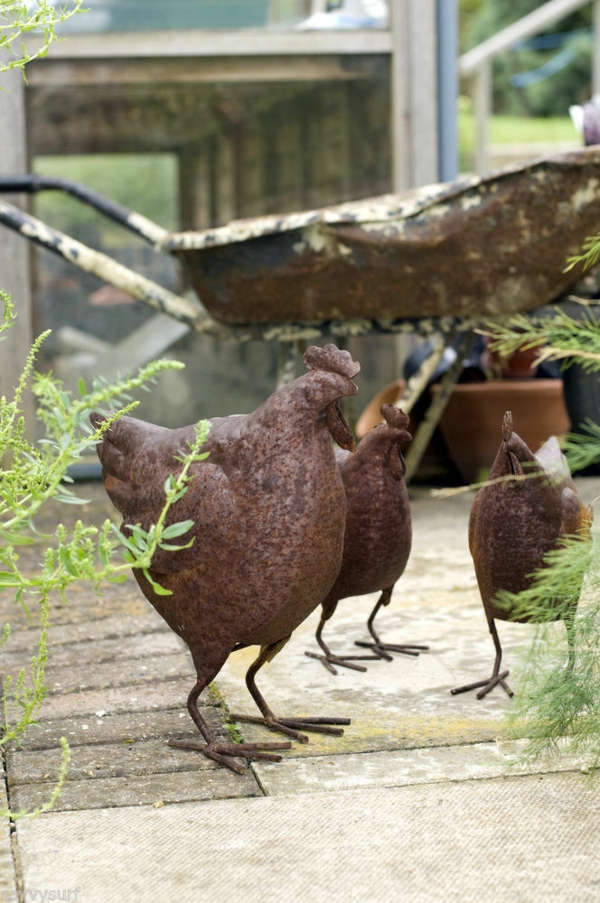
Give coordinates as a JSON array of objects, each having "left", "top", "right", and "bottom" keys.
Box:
[
  {"left": 0, "top": 0, "right": 85, "bottom": 75},
  {"left": 464, "top": 0, "right": 593, "bottom": 117},
  {"left": 0, "top": 290, "right": 209, "bottom": 816},
  {"left": 483, "top": 252, "right": 600, "bottom": 772},
  {"left": 499, "top": 537, "right": 600, "bottom": 770}
]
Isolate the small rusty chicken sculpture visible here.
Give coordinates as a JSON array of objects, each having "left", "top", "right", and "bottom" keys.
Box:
[
  {"left": 91, "top": 344, "right": 360, "bottom": 773},
  {"left": 452, "top": 410, "right": 591, "bottom": 700},
  {"left": 306, "top": 403, "right": 427, "bottom": 675}
]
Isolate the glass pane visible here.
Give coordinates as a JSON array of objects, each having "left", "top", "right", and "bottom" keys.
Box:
[{"left": 57, "top": 1, "right": 280, "bottom": 34}]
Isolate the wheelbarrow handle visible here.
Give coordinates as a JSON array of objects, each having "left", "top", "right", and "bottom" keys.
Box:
[
  {"left": 0, "top": 174, "right": 169, "bottom": 246},
  {"left": 0, "top": 195, "right": 201, "bottom": 327}
]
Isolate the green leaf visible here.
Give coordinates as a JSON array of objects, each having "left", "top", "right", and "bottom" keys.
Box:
[
  {"left": 54, "top": 494, "right": 89, "bottom": 506},
  {"left": 58, "top": 547, "right": 78, "bottom": 577},
  {"left": 118, "top": 532, "right": 144, "bottom": 556},
  {"left": 106, "top": 573, "right": 128, "bottom": 584},
  {"left": 161, "top": 520, "right": 194, "bottom": 539},
  {"left": 0, "top": 532, "right": 35, "bottom": 546},
  {"left": 158, "top": 539, "right": 194, "bottom": 552},
  {"left": 142, "top": 569, "right": 172, "bottom": 596}
]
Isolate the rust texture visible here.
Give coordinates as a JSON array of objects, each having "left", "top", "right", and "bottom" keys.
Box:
[
  {"left": 165, "top": 148, "right": 600, "bottom": 325},
  {"left": 452, "top": 411, "right": 592, "bottom": 700},
  {"left": 307, "top": 404, "right": 427, "bottom": 675},
  {"left": 91, "top": 343, "right": 360, "bottom": 772}
]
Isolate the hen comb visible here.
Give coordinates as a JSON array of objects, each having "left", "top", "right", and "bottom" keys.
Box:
[
  {"left": 303, "top": 343, "right": 361, "bottom": 379},
  {"left": 381, "top": 403, "right": 410, "bottom": 431}
]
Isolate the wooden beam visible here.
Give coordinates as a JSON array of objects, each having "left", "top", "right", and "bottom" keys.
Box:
[
  {"left": 24, "top": 27, "right": 393, "bottom": 61},
  {"left": 25, "top": 54, "right": 386, "bottom": 88},
  {"left": 26, "top": 82, "right": 322, "bottom": 156}
]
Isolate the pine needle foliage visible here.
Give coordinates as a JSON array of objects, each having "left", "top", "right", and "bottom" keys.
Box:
[
  {"left": 483, "top": 254, "right": 600, "bottom": 773},
  {"left": 483, "top": 303, "right": 600, "bottom": 372},
  {"left": 496, "top": 537, "right": 600, "bottom": 769}
]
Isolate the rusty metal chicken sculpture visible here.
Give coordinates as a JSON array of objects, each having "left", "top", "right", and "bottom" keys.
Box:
[
  {"left": 307, "top": 403, "right": 427, "bottom": 675},
  {"left": 91, "top": 344, "right": 360, "bottom": 773},
  {"left": 452, "top": 411, "right": 591, "bottom": 700}
]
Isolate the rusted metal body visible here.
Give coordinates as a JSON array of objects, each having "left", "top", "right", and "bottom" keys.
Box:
[
  {"left": 91, "top": 344, "right": 359, "bottom": 773},
  {"left": 0, "top": 148, "right": 599, "bottom": 340},
  {"left": 307, "top": 403, "right": 427, "bottom": 675},
  {"left": 164, "top": 147, "right": 600, "bottom": 326},
  {"left": 452, "top": 411, "right": 591, "bottom": 700}
]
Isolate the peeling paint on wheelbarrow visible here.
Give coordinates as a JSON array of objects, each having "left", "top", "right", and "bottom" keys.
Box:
[
  {"left": 0, "top": 148, "right": 599, "bottom": 341},
  {"left": 161, "top": 147, "right": 600, "bottom": 325}
]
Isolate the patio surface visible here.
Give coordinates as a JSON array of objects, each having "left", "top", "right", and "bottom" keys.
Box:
[{"left": 1, "top": 478, "right": 599, "bottom": 902}]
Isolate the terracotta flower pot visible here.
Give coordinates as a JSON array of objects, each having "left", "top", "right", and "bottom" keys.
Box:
[
  {"left": 356, "top": 378, "right": 406, "bottom": 438},
  {"left": 437, "top": 379, "right": 571, "bottom": 484},
  {"left": 483, "top": 342, "right": 544, "bottom": 379}
]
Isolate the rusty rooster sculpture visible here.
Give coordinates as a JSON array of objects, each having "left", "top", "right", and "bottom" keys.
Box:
[
  {"left": 306, "top": 403, "right": 427, "bottom": 675},
  {"left": 91, "top": 344, "right": 360, "bottom": 773},
  {"left": 452, "top": 411, "right": 591, "bottom": 700}
]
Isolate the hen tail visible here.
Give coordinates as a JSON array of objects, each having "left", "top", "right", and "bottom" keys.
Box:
[{"left": 90, "top": 411, "right": 195, "bottom": 519}]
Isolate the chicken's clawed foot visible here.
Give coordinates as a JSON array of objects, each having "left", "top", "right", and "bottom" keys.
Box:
[
  {"left": 450, "top": 670, "right": 513, "bottom": 700},
  {"left": 304, "top": 649, "right": 379, "bottom": 675},
  {"left": 452, "top": 622, "right": 514, "bottom": 699},
  {"left": 168, "top": 737, "right": 292, "bottom": 774},
  {"left": 354, "top": 639, "right": 429, "bottom": 662},
  {"left": 229, "top": 713, "right": 351, "bottom": 743},
  {"left": 355, "top": 593, "right": 429, "bottom": 662}
]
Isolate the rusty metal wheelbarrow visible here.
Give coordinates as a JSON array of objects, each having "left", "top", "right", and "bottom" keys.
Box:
[
  {"left": 1, "top": 147, "right": 599, "bottom": 337},
  {"left": 1, "top": 146, "right": 599, "bottom": 477}
]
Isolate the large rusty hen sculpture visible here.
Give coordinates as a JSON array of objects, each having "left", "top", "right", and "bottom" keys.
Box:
[
  {"left": 91, "top": 344, "right": 360, "bottom": 773},
  {"left": 452, "top": 411, "right": 591, "bottom": 700},
  {"left": 306, "top": 403, "right": 427, "bottom": 675}
]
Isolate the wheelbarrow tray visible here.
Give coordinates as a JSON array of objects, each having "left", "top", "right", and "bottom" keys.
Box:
[{"left": 162, "top": 147, "right": 600, "bottom": 326}]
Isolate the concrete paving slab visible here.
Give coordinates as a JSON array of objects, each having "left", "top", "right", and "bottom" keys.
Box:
[
  {"left": 0, "top": 775, "right": 17, "bottom": 903},
  {"left": 10, "top": 765, "right": 261, "bottom": 813},
  {"left": 30, "top": 676, "right": 196, "bottom": 721},
  {"left": 37, "top": 649, "right": 192, "bottom": 696},
  {"left": 213, "top": 599, "right": 535, "bottom": 757},
  {"left": 211, "top": 482, "right": 585, "bottom": 763},
  {"left": 253, "top": 738, "right": 588, "bottom": 796},
  {"left": 14, "top": 772, "right": 600, "bottom": 902},
  {"left": 8, "top": 737, "right": 236, "bottom": 785},
  {"left": 3, "top": 478, "right": 600, "bottom": 900},
  {"left": 12, "top": 707, "right": 215, "bottom": 750},
  {"left": 0, "top": 572, "right": 151, "bottom": 630},
  {"left": 1, "top": 626, "right": 182, "bottom": 669}
]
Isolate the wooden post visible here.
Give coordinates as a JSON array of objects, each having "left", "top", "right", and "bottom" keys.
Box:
[
  {"left": 0, "top": 64, "right": 34, "bottom": 432},
  {"left": 389, "top": 0, "right": 410, "bottom": 192},
  {"left": 474, "top": 60, "right": 491, "bottom": 175},
  {"left": 389, "top": 0, "right": 439, "bottom": 191}
]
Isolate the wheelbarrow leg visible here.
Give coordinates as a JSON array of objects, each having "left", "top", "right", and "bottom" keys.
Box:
[{"left": 402, "top": 331, "right": 474, "bottom": 484}]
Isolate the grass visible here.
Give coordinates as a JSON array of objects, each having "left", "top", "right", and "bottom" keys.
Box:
[
  {"left": 458, "top": 109, "right": 579, "bottom": 171},
  {"left": 483, "top": 114, "right": 578, "bottom": 144}
]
